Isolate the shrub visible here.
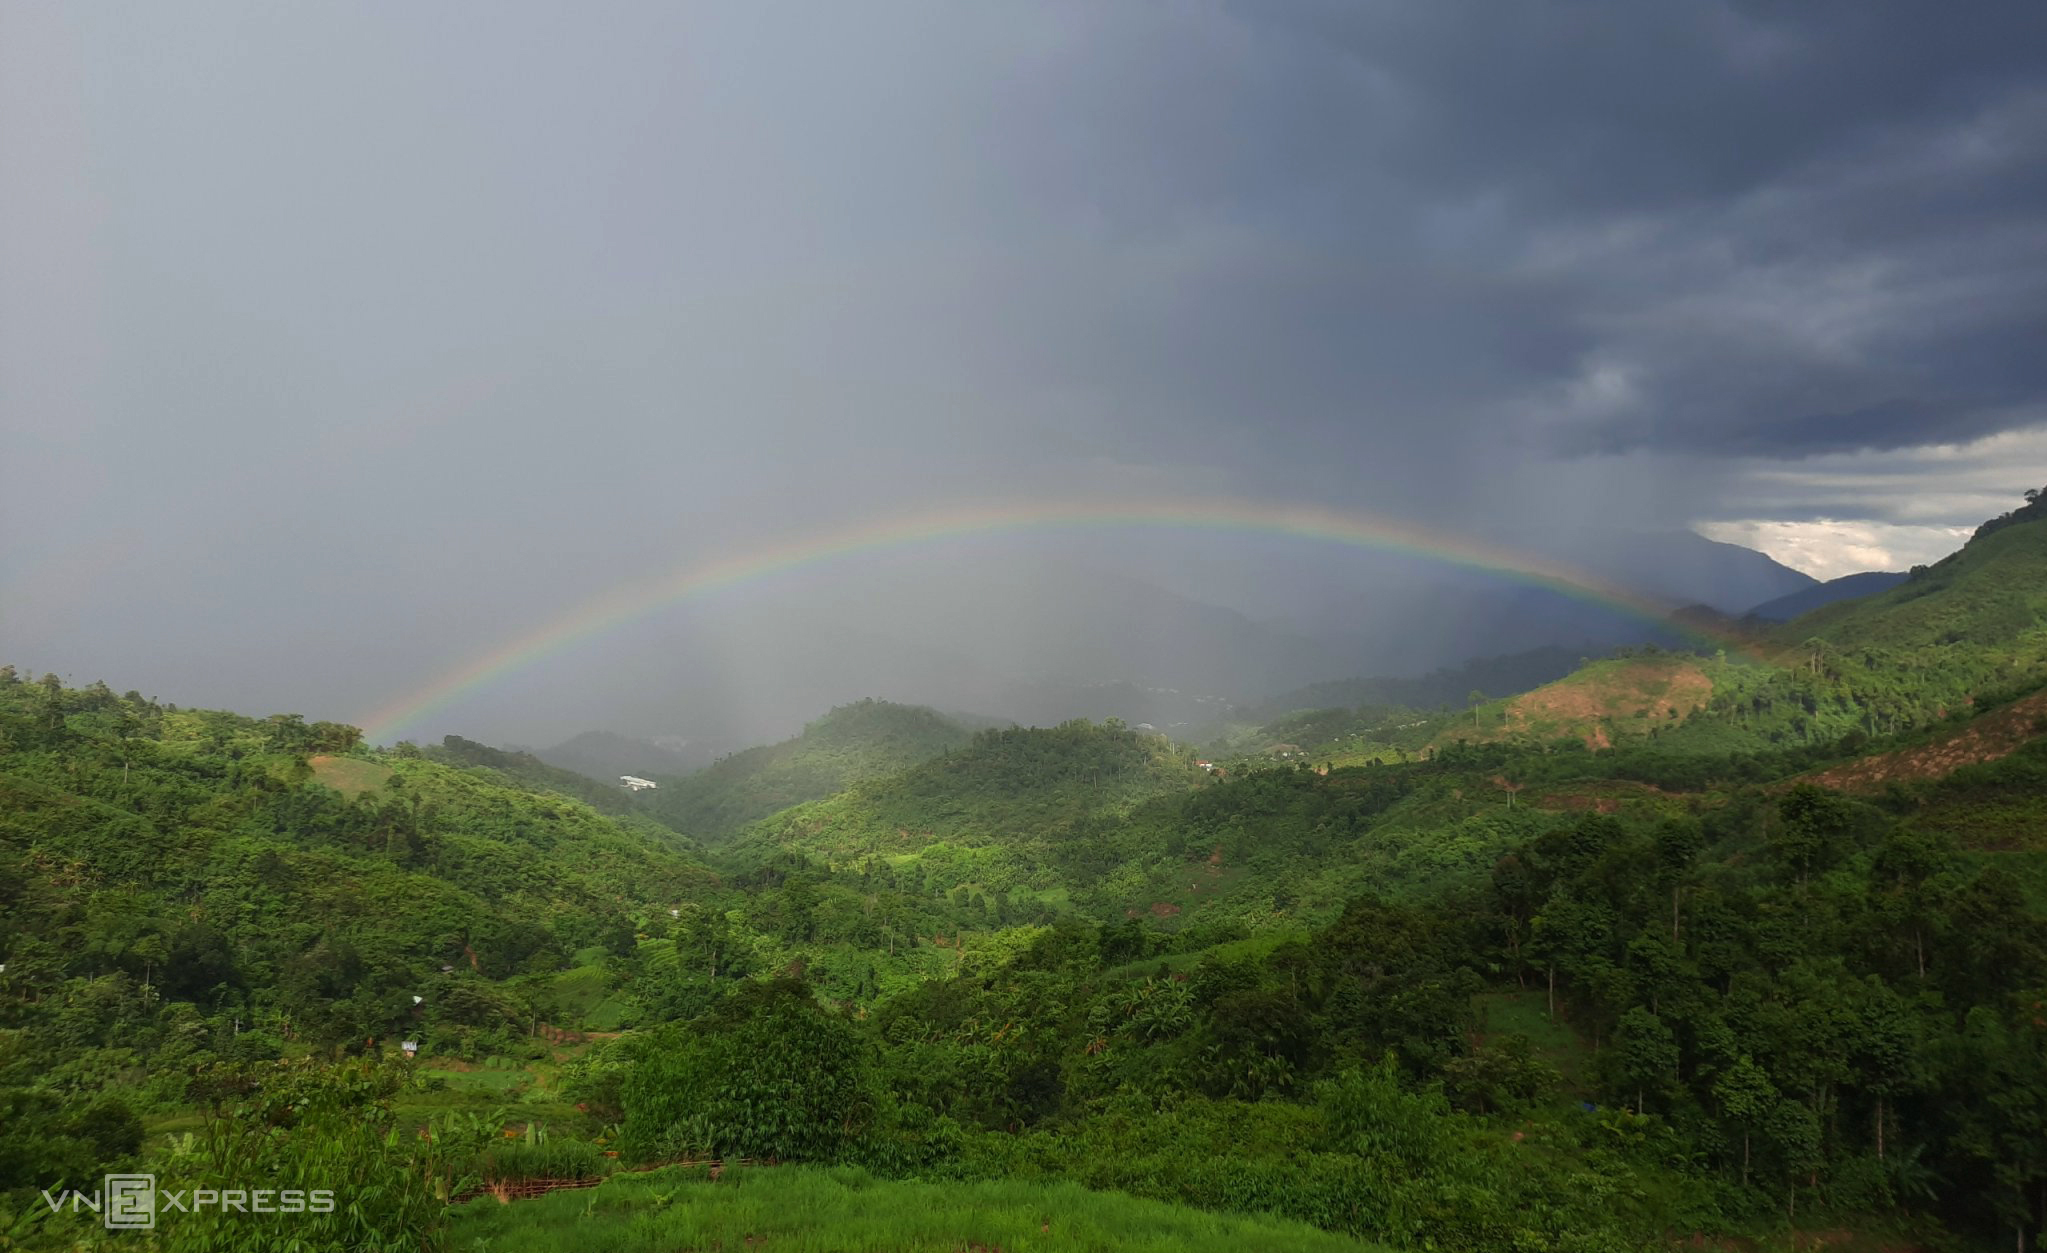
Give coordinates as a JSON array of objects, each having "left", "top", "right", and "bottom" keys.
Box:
[
  {"left": 621, "top": 979, "right": 873, "bottom": 1163},
  {"left": 156, "top": 1058, "right": 460, "bottom": 1253},
  {"left": 0, "top": 1088, "right": 144, "bottom": 1192}
]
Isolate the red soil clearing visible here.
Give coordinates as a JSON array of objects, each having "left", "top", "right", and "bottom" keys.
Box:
[{"left": 1805, "top": 689, "right": 2047, "bottom": 792}]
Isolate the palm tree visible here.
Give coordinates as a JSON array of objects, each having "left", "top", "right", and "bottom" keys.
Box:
[{"left": 1886, "top": 1142, "right": 1943, "bottom": 1213}]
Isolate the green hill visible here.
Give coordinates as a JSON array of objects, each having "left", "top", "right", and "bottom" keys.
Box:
[
  {"left": 428, "top": 733, "right": 677, "bottom": 826},
  {"left": 727, "top": 718, "right": 1200, "bottom": 869},
  {"left": 0, "top": 674, "right": 722, "bottom": 1071},
  {"left": 648, "top": 699, "right": 974, "bottom": 841},
  {"left": 1652, "top": 502, "right": 2047, "bottom": 754},
  {"left": 1782, "top": 498, "right": 2047, "bottom": 668}
]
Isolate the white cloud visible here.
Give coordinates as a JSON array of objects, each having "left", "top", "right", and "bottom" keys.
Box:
[
  {"left": 1697, "top": 517, "right": 1972, "bottom": 580},
  {"left": 1689, "top": 422, "right": 2047, "bottom": 578}
]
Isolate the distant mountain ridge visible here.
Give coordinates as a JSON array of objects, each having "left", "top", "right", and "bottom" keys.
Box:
[
  {"left": 1743, "top": 570, "right": 1909, "bottom": 622},
  {"left": 1272, "top": 531, "right": 1812, "bottom": 687},
  {"left": 726, "top": 718, "right": 1199, "bottom": 873},
  {"left": 536, "top": 729, "right": 704, "bottom": 780},
  {"left": 1572, "top": 528, "right": 1817, "bottom": 613},
  {"left": 520, "top": 529, "right": 1821, "bottom": 771}
]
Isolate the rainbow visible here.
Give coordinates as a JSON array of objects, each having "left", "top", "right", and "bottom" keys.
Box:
[{"left": 357, "top": 497, "right": 1724, "bottom": 742}]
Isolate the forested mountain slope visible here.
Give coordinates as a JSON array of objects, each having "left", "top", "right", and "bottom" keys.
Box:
[
  {"left": 1680, "top": 503, "right": 2047, "bottom": 752},
  {"left": 427, "top": 733, "right": 674, "bottom": 824},
  {"left": 6, "top": 668, "right": 2047, "bottom": 1250},
  {"left": 1344, "top": 506, "right": 2047, "bottom": 766},
  {"left": 725, "top": 719, "right": 1202, "bottom": 869},
  {"left": 0, "top": 673, "right": 720, "bottom": 1074},
  {"left": 647, "top": 699, "right": 974, "bottom": 840},
  {"left": 1789, "top": 501, "right": 2047, "bottom": 660}
]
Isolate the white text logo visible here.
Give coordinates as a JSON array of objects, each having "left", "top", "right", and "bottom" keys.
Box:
[{"left": 39, "top": 1174, "right": 337, "bottom": 1230}]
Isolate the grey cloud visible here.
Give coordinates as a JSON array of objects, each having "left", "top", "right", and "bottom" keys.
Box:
[{"left": 918, "top": 2, "right": 2047, "bottom": 480}]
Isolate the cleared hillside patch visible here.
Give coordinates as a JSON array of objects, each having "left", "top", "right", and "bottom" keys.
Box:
[
  {"left": 1494, "top": 659, "right": 1713, "bottom": 749},
  {"left": 1430, "top": 658, "right": 1718, "bottom": 754},
  {"left": 1805, "top": 688, "right": 2047, "bottom": 792},
  {"left": 308, "top": 753, "right": 393, "bottom": 798}
]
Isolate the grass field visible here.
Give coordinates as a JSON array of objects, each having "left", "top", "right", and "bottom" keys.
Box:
[
  {"left": 417, "top": 1063, "right": 532, "bottom": 1093},
  {"left": 308, "top": 753, "right": 394, "bottom": 797},
  {"left": 449, "top": 1164, "right": 1386, "bottom": 1252}
]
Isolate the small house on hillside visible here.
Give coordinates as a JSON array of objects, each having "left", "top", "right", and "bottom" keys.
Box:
[{"left": 619, "top": 775, "right": 658, "bottom": 791}]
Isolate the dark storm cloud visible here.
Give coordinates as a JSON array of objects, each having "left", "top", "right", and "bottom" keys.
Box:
[
  {"left": 4, "top": 1, "right": 2045, "bottom": 733},
  {"left": 938, "top": 1, "right": 2047, "bottom": 475},
  {"left": 1258, "top": 4, "right": 2047, "bottom": 213}
]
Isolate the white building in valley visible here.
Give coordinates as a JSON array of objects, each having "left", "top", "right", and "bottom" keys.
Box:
[{"left": 619, "top": 775, "right": 658, "bottom": 791}]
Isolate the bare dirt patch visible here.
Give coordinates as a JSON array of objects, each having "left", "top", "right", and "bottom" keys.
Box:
[
  {"left": 1473, "top": 661, "right": 1714, "bottom": 749},
  {"left": 1806, "top": 689, "right": 2047, "bottom": 792}
]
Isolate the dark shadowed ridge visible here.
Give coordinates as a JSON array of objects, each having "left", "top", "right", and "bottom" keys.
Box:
[
  {"left": 1744, "top": 571, "right": 1909, "bottom": 623},
  {"left": 1243, "top": 646, "right": 1588, "bottom": 722}
]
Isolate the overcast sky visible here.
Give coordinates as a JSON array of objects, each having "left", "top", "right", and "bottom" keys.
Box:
[{"left": 4, "top": 2, "right": 2045, "bottom": 731}]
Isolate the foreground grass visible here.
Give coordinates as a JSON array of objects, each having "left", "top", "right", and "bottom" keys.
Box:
[{"left": 450, "top": 1163, "right": 1385, "bottom": 1252}]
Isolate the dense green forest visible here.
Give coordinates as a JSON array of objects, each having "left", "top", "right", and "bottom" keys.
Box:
[
  {"left": 642, "top": 699, "right": 975, "bottom": 840},
  {"left": 425, "top": 733, "right": 674, "bottom": 824},
  {"left": 4, "top": 499, "right": 2047, "bottom": 1251}
]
